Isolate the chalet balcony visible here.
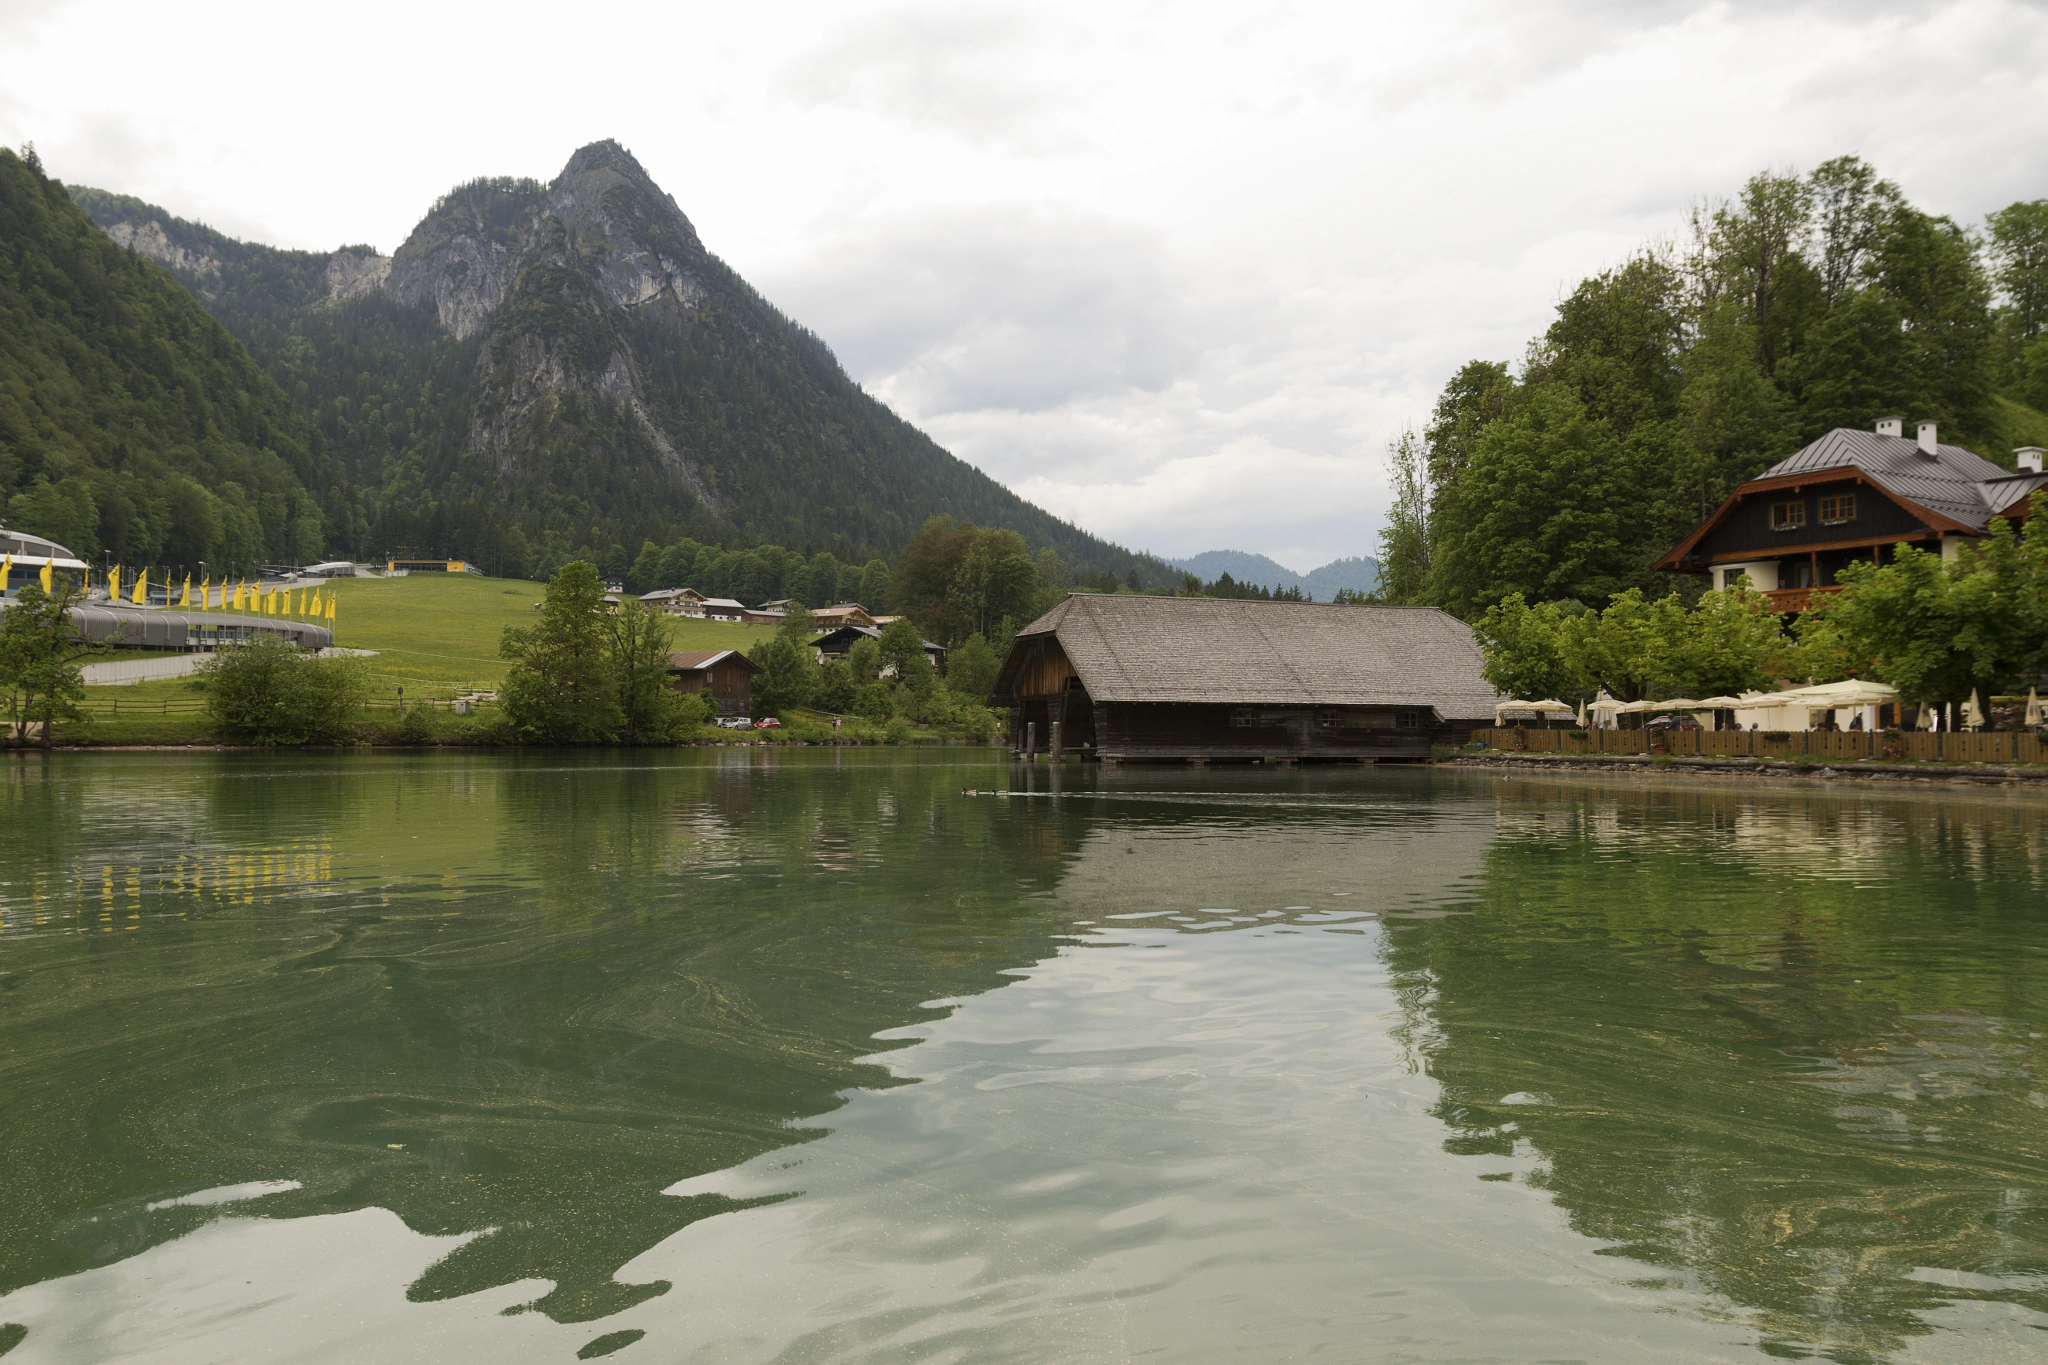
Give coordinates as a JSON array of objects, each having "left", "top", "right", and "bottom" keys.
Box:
[{"left": 1763, "top": 585, "right": 1842, "bottom": 613}]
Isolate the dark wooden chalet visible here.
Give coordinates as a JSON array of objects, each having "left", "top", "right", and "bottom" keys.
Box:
[
  {"left": 813, "top": 624, "right": 946, "bottom": 669},
  {"left": 1656, "top": 419, "right": 2047, "bottom": 611},
  {"left": 668, "top": 649, "right": 760, "bottom": 716},
  {"left": 988, "top": 595, "right": 1502, "bottom": 762}
]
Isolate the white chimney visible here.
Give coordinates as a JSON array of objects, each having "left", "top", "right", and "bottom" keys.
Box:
[
  {"left": 1917, "top": 420, "right": 1938, "bottom": 456},
  {"left": 1875, "top": 415, "right": 1903, "bottom": 438},
  {"left": 2019, "top": 447, "right": 2046, "bottom": 474}
]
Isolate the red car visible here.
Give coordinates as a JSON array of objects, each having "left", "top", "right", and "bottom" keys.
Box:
[{"left": 753, "top": 717, "right": 782, "bottom": 730}]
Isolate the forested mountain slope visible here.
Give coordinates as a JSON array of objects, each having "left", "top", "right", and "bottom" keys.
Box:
[
  {"left": 69, "top": 141, "right": 1169, "bottom": 585},
  {"left": 0, "top": 148, "right": 333, "bottom": 572}
]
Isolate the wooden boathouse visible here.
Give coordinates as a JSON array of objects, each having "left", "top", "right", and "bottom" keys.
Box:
[{"left": 988, "top": 595, "right": 1502, "bottom": 762}]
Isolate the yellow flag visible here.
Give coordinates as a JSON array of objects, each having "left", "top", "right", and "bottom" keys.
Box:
[
  {"left": 179, "top": 577, "right": 192, "bottom": 608},
  {"left": 131, "top": 570, "right": 146, "bottom": 605},
  {"left": 1, "top": 554, "right": 11, "bottom": 593},
  {"left": 326, "top": 593, "right": 336, "bottom": 624},
  {"left": 41, "top": 556, "right": 54, "bottom": 593},
  {"left": 200, "top": 576, "right": 210, "bottom": 610}
]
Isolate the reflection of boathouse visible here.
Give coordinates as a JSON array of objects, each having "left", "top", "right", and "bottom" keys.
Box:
[{"left": 989, "top": 595, "right": 1501, "bottom": 762}]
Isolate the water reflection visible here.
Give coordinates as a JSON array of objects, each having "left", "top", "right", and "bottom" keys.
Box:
[
  {"left": 0, "top": 755, "right": 2044, "bottom": 1362},
  {"left": 1410, "top": 772, "right": 2048, "bottom": 1362}
]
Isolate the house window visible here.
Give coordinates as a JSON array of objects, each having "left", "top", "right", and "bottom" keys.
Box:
[
  {"left": 1395, "top": 709, "right": 1425, "bottom": 729},
  {"left": 1818, "top": 494, "right": 1856, "bottom": 525},
  {"left": 1770, "top": 502, "right": 1806, "bottom": 531}
]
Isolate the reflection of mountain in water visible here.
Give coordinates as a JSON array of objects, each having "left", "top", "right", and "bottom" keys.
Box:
[
  {"left": 1393, "top": 775, "right": 2048, "bottom": 1360},
  {"left": 0, "top": 752, "right": 1061, "bottom": 1323}
]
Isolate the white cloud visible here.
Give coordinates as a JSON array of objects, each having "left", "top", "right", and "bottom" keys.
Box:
[{"left": 4, "top": 0, "right": 2046, "bottom": 567}]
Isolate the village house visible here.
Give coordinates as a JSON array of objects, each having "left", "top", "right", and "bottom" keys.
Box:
[
  {"left": 639, "top": 587, "right": 707, "bottom": 616},
  {"left": 988, "top": 594, "right": 1501, "bottom": 762},
  {"left": 698, "top": 598, "right": 747, "bottom": 622},
  {"left": 668, "top": 649, "right": 760, "bottom": 716},
  {"left": 809, "top": 603, "right": 876, "bottom": 629},
  {"left": 1656, "top": 419, "right": 2047, "bottom": 610}
]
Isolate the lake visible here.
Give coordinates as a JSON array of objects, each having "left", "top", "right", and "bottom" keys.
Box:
[{"left": 1, "top": 750, "right": 2045, "bottom": 1363}]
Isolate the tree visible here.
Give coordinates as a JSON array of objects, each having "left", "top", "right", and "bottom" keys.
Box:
[
  {"left": 199, "top": 633, "right": 369, "bottom": 744},
  {"left": 0, "top": 581, "right": 101, "bottom": 747},
  {"left": 1471, "top": 594, "right": 1584, "bottom": 703},
  {"left": 1428, "top": 384, "right": 1654, "bottom": 618},
  {"left": 607, "top": 600, "right": 686, "bottom": 745},
  {"left": 1424, "top": 360, "right": 1514, "bottom": 497},
  {"left": 1368, "top": 427, "right": 1431, "bottom": 604},
  {"left": 943, "top": 632, "right": 1001, "bottom": 706},
  {"left": 776, "top": 601, "right": 818, "bottom": 644},
  {"left": 877, "top": 618, "right": 932, "bottom": 686},
  {"left": 846, "top": 635, "right": 883, "bottom": 683},
  {"left": 1807, "top": 156, "right": 1903, "bottom": 309},
  {"left": 748, "top": 636, "right": 814, "bottom": 717},
  {"left": 1987, "top": 199, "right": 2048, "bottom": 351},
  {"left": 812, "top": 658, "right": 858, "bottom": 713},
  {"left": 500, "top": 561, "right": 623, "bottom": 744}
]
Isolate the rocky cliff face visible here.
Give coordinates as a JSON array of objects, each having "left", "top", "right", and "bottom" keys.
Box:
[
  {"left": 445, "top": 144, "right": 722, "bottom": 511},
  {"left": 67, "top": 142, "right": 1141, "bottom": 571},
  {"left": 102, "top": 219, "right": 219, "bottom": 275}
]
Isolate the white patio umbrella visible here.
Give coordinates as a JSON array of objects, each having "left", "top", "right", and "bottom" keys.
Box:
[
  {"left": 1962, "top": 694, "right": 1986, "bottom": 731},
  {"left": 1574, "top": 700, "right": 1589, "bottom": 727},
  {"left": 1495, "top": 699, "right": 1575, "bottom": 725},
  {"left": 2027, "top": 687, "right": 2043, "bottom": 728},
  {"left": 1917, "top": 703, "right": 1939, "bottom": 731}
]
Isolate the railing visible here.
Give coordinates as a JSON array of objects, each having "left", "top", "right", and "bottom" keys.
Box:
[
  {"left": 1469, "top": 727, "right": 2048, "bottom": 764},
  {"left": 1762, "top": 585, "right": 1842, "bottom": 613}
]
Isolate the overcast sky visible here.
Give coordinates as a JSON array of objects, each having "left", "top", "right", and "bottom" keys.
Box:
[{"left": 6, "top": 1, "right": 2047, "bottom": 570}]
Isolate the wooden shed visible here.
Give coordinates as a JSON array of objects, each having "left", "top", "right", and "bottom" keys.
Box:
[
  {"left": 988, "top": 595, "right": 1502, "bottom": 762},
  {"left": 668, "top": 649, "right": 760, "bottom": 717}
]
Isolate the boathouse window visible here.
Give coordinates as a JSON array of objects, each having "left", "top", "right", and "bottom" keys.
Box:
[
  {"left": 1818, "top": 494, "right": 1856, "bottom": 525},
  {"left": 1395, "top": 710, "right": 1424, "bottom": 729},
  {"left": 1770, "top": 501, "right": 1805, "bottom": 531}
]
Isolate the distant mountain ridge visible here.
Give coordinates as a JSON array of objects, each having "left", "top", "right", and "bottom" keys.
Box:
[
  {"left": 66, "top": 142, "right": 1178, "bottom": 585},
  {"left": 1168, "top": 550, "right": 1380, "bottom": 601}
]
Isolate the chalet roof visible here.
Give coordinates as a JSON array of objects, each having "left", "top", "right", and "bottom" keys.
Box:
[
  {"left": 1756, "top": 428, "right": 2044, "bottom": 531},
  {"left": 999, "top": 594, "right": 1501, "bottom": 716},
  {"left": 669, "top": 649, "right": 758, "bottom": 673},
  {"left": 698, "top": 598, "right": 746, "bottom": 610}
]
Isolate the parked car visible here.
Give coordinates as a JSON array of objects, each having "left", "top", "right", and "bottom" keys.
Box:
[
  {"left": 753, "top": 717, "right": 782, "bottom": 730},
  {"left": 714, "top": 716, "right": 751, "bottom": 730}
]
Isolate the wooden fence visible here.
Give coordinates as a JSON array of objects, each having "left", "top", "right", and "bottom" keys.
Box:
[
  {"left": 77, "top": 693, "right": 491, "bottom": 718},
  {"left": 1471, "top": 727, "right": 2048, "bottom": 765}
]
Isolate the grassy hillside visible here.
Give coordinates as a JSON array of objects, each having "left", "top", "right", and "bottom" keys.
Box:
[
  {"left": 321, "top": 573, "right": 776, "bottom": 695},
  {"left": 1995, "top": 395, "right": 2048, "bottom": 455}
]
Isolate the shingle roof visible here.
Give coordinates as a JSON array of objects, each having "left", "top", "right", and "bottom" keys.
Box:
[
  {"left": 1003, "top": 594, "right": 1502, "bottom": 717},
  {"left": 1759, "top": 429, "right": 2042, "bottom": 530},
  {"left": 669, "top": 649, "right": 756, "bottom": 672}
]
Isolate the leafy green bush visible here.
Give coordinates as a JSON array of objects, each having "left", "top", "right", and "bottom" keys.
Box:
[
  {"left": 852, "top": 682, "right": 893, "bottom": 723},
  {"left": 884, "top": 716, "right": 915, "bottom": 744},
  {"left": 199, "top": 635, "right": 369, "bottom": 744},
  {"left": 395, "top": 704, "right": 440, "bottom": 745}
]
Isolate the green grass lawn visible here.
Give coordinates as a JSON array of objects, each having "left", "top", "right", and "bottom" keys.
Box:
[{"left": 321, "top": 573, "right": 778, "bottom": 699}]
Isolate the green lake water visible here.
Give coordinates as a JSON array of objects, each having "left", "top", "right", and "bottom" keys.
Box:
[{"left": 1, "top": 750, "right": 2046, "bottom": 1363}]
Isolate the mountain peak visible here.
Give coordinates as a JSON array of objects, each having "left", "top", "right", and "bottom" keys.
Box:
[{"left": 556, "top": 139, "right": 648, "bottom": 184}]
